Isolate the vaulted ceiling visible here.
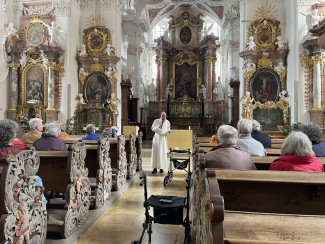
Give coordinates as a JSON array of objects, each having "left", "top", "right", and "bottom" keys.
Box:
[{"left": 135, "top": 0, "right": 231, "bottom": 29}]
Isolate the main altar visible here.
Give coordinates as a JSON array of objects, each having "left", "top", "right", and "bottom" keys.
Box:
[{"left": 148, "top": 7, "right": 229, "bottom": 133}]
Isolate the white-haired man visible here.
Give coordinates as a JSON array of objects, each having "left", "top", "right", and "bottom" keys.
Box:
[
  {"left": 237, "top": 119, "right": 266, "bottom": 156},
  {"left": 150, "top": 112, "right": 171, "bottom": 174},
  {"left": 23, "top": 118, "right": 43, "bottom": 144},
  {"left": 205, "top": 125, "right": 256, "bottom": 170},
  {"left": 251, "top": 120, "right": 271, "bottom": 148}
]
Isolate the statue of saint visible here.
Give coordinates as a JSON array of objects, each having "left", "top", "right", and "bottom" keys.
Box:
[
  {"left": 105, "top": 93, "right": 119, "bottom": 115},
  {"left": 148, "top": 80, "right": 156, "bottom": 101},
  {"left": 199, "top": 84, "right": 207, "bottom": 101},
  {"left": 19, "top": 53, "right": 28, "bottom": 68},
  {"left": 2, "top": 23, "right": 20, "bottom": 44},
  {"left": 41, "top": 20, "right": 64, "bottom": 47},
  {"left": 247, "top": 36, "right": 256, "bottom": 50}
]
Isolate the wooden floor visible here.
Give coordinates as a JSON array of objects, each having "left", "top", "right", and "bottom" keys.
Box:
[{"left": 45, "top": 140, "right": 188, "bottom": 244}]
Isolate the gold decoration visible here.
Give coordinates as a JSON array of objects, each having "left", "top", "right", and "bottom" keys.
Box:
[
  {"left": 300, "top": 51, "right": 312, "bottom": 110},
  {"left": 25, "top": 16, "right": 46, "bottom": 47},
  {"left": 177, "top": 24, "right": 194, "bottom": 47},
  {"left": 156, "top": 58, "right": 167, "bottom": 65},
  {"left": 10, "top": 63, "right": 20, "bottom": 70},
  {"left": 83, "top": 29, "right": 108, "bottom": 56},
  {"left": 90, "top": 61, "right": 105, "bottom": 73},
  {"left": 107, "top": 70, "right": 117, "bottom": 94},
  {"left": 171, "top": 50, "right": 201, "bottom": 101},
  {"left": 205, "top": 56, "right": 216, "bottom": 64},
  {"left": 47, "top": 61, "right": 56, "bottom": 70},
  {"left": 86, "top": 13, "right": 104, "bottom": 27},
  {"left": 253, "top": 21, "right": 279, "bottom": 51},
  {"left": 257, "top": 52, "right": 273, "bottom": 69},
  {"left": 105, "top": 96, "right": 119, "bottom": 116},
  {"left": 242, "top": 98, "right": 290, "bottom": 124},
  {"left": 256, "top": 2, "right": 279, "bottom": 20}
]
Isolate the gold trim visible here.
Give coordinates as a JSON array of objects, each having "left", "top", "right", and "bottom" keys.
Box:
[
  {"left": 83, "top": 29, "right": 108, "bottom": 56},
  {"left": 177, "top": 23, "right": 194, "bottom": 47},
  {"left": 253, "top": 20, "right": 278, "bottom": 51},
  {"left": 46, "top": 107, "right": 56, "bottom": 111},
  {"left": 257, "top": 53, "right": 273, "bottom": 69},
  {"left": 90, "top": 61, "right": 105, "bottom": 73},
  {"left": 10, "top": 63, "right": 20, "bottom": 70},
  {"left": 242, "top": 99, "right": 290, "bottom": 124},
  {"left": 9, "top": 107, "right": 17, "bottom": 111},
  {"left": 25, "top": 17, "right": 46, "bottom": 47},
  {"left": 205, "top": 56, "right": 216, "bottom": 64},
  {"left": 107, "top": 70, "right": 117, "bottom": 95},
  {"left": 156, "top": 58, "right": 167, "bottom": 64},
  {"left": 300, "top": 51, "right": 311, "bottom": 110},
  {"left": 171, "top": 55, "right": 201, "bottom": 101},
  {"left": 22, "top": 63, "right": 48, "bottom": 107},
  {"left": 47, "top": 61, "right": 57, "bottom": 70},
  {"left": 312, "top": 107, "right": 324, "bottom": 110}
]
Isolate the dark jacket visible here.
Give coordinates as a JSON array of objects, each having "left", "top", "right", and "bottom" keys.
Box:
[
  {"left": 33, "top": 134, "right": 67, "bottom": 151},
  {"left": 82, "top": 132, "right": 100, "bottom": 140},
  {"left": 205, "top": 144, "right": 256, "bottom": 170},
  {"left": 0, "top": 145, "right": 21, "bottom": 158},
  {"left": 251, "top": 130, "right": 272, "bottom": 148},
  {"left": 269, "top": 154, "right": 324, "bottom": 172},
  {"left": 312, "top": 142, "right": 325, "bottom": 157}
]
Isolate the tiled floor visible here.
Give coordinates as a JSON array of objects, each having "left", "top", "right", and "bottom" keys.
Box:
[{"left": 77, "top": 141, "right": 190, "bottom": 244}]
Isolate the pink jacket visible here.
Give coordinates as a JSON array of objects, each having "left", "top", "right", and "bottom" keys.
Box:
[
  {"left": 205, "top": 144, "right": 256, "bottom": 170},
  {"left": 270, "top": 154, "right": 324, "bottom": 172}
]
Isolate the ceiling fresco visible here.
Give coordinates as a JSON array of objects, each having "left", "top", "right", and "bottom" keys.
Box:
[{"left": 139, "top": 0, "right": 227, "bottom": 29}]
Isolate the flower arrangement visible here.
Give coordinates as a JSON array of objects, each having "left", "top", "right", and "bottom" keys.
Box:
[{"left": 18, "top": 114, "right": 29, "bottom": 130}]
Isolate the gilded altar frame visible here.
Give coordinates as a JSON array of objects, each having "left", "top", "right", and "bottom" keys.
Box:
[
  {"left": 242, "top": 53, "right": 289, "bottom": 124},
  {"left": 25, "top": 17, "right": 46, "bottom": 47},
  {"left": 170, "top": 50, "right": 201, "bottom": 101}
]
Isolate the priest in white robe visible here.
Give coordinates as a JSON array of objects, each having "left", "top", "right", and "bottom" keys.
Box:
[{"left": 150, "top": 112, "right": 171, "bottom": 174}]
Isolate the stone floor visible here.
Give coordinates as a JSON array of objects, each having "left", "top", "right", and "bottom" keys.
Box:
[{"left": 76, "top": 140, "right": 189, "bottom": 244}]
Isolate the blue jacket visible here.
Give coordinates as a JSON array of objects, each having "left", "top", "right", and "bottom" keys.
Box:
[
  {"left": 251, "top": 130, "right": 272, "bottom": 148},
  {"left": 82, "top": 132, "right": 100, "bottom": 140},
  {"left": 312, "top": 142, "right": 325, "bottom": 157}
]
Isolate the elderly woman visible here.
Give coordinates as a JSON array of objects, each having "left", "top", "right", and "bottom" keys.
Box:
[
  {"left": 303, "top": 122, "right": 325, "bottom": 157},
  {"left": 237, "top": 119, "right": 266, "bottom": 156},
  {"left": 0, "top": 119, "right": 21, "bottom": 157},
  {"left": 82, "top": 124, "right": 100, "bottom": 140},
  {"left": 269, "top": 131, "right": 323, "bottom": 172},
  {"left": 205, "top": 125, "right": 256, "bottom": 170},
  {"left": 33, "top": 122, "right": 67, "bottom": 151},
  {"left": 251, "top": 120, "right": 271, "bottom": 148}
]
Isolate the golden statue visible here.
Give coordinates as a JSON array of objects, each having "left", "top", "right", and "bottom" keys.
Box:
[{"left": 105, "top": 93, "right": 119, "bottom": 115}]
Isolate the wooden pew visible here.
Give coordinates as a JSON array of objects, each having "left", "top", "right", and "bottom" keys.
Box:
[
  {"left": 136, "top": 131, "right": 143, "bottom": 171},
  {"left": 109, "top": 136, "right": 127, "bottom": 191},
  {"left": 37, "top": 142, "right": 91, "bottom": 238},
  {"left": 125, "top": 133, "right": 137, "bottom": 179},
  {"left": 82, "top": 138, "right": 112, "bottom": 209},
  {"left": 198, "top": 137, "right": 211, "bottom": 143},
  {"left": 201, "top": 168, "right": 325, "bottom": 243},
  {"left": 0, "top": 148, "right": 47, "bottom": 244}
]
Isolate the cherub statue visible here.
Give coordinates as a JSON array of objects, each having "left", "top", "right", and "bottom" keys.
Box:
[
  {"left": 105, "top": 93, "right": 119, "bottom": 115},
  {"left": 199, "top": 84, "right": 207, "bottom": 101},
  {"left": 19, "top": 53, "right": 27, "bottom": 68},
  {"left": 275, "top": 36, "right": 286, "bottom": 49},
  {"left": 16, "top": 201, "right": 31, "bottom": 243},
  {"left": 165, "top": 83, "right": 173, "bottom": 99},
  {"left": 79, "top": 44, "right": 87, "bottom": 56},
  {"left": 41, "top": 20, "right": 64, "bottom": 47},
  {"left": 247, "top": 36, "right": 256, "bottom": 50},
  {"left": 2, "top": 23, "right": 20, "bottom": 44},
  {"left": 245, "top": 63, "right": 256, "bottom": 73},
  {"left": 274, "top": 62, "right": 285, "bottom": 73},
  {"left": 106, "top": 43, "right": 112, "bottom": 55},
  {"left": 279, "top": 90, "right": 290, "bottom": 103}
]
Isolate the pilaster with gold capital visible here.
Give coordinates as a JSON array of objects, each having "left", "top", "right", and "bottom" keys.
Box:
[{"left": 9, "top": 63, "right": 20, "bottom": 109}]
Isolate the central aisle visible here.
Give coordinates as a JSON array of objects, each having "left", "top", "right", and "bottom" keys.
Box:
[{"left": 77, "top": 140, "right": 189, "bottom": 244}]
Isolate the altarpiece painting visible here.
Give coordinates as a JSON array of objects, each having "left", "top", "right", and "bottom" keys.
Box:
[{"left": 174, "top": 62, "right": 198, "bottom": 100}]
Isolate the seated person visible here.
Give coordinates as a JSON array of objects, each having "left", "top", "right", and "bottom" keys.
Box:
[
  {"left": 12, "top": 126, "right": 26, "bottom": 150},
  {"left": 33, "top": 123, "right": 67, "bottom": 151},
  {"left": 82, "top": 124, "right": 100, "bottom": 140},
  {"left": 0, "top": 119, "right": 22, "bottom": 157},
  {"left": 303, "top": 122, "right": 325, "bottom": 157},
  {"left": 269, "top": 131, "right": 323, "bottom": 172},
  {"left": 103, "top": 126, "right": 118, "bottom": 138},
  {"left": 251, "top": 120, "right": 271, "bottom": 148},
  {"left": 205, "top": 125, "right": 256, "bottom": 170},
  {"left": 23, "top": 118, "right": 43, "bottom": 144},
  {"left": 55, "top": 121, "right": 70, "bottom": 140},
  {"left": 292, "top": 122, "right": 304, "bottom": 132},
  {"left": 0, "top": 119, "right": 47, "bottom": 203},
  {"left": 236, "top": 119, "right": 266, "bottom": 156},
  {"left": 210, "top": 121, "right": 225, "bottom": 144}
]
